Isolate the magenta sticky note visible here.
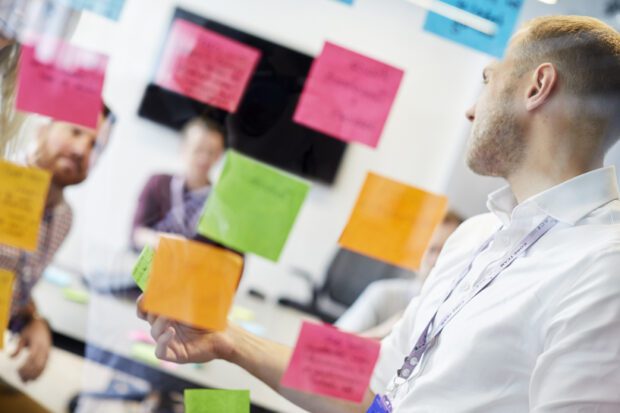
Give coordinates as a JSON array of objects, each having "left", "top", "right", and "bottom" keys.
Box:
[
  {"left": 293, "top": 42, "right": 404, "bottom": 148},
  {"left": 155, "top": 19, "right": 261, "bottom": 113},
  {"left": 280, "top": 321, "right": 381, "bottom": 403},
  {"left": 16, "top": 42, "right": 107, "bottom": 129}
]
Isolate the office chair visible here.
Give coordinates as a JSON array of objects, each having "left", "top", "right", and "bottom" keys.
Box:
[{"left": 277, "top": 248, "right": 415, "bottom": 323}]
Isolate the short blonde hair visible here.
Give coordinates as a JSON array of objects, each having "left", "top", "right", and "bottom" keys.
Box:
[
  {"left": 0, "top": 43, "right": 27, "bottom": 158},
  {"left": 516, "top": 16, "right": 620, "bottom": 146}
]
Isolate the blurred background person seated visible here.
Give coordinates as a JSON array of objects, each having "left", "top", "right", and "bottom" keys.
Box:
[
  {"left": 335, "top": 211, "right": 463, "bottom": 338},
  {"left": 130, "top": 116, "right": 226, "bottom": 251}
]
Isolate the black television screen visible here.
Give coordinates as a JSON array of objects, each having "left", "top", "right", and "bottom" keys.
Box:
[{"left": 138, "top": 7, "right": 347, "bottom": 184}]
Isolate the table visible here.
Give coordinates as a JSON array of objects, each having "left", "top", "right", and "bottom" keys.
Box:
[{"left": 33, "top": 266, "right": 312, "bottom": 413}]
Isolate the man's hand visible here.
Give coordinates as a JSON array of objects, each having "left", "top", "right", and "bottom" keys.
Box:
[
  {"left": 11, "top": 318, "right": 52, "bottom": 382},
  {"left": 136, "top": 295, "right": 235, "bottom": 364}
]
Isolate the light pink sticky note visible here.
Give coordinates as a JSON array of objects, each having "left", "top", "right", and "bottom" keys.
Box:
[
  {"left": 155, "top": 19, "right": 261, "bottom": 113},
  {"left": 293, "top": 42, "right": 404, "bottom": 148},
  {"left": 16, "top": 42, "right": 107, "bottom": 129},
  {"left": 280, "top": 321, "right": 381, "bottom": 403}
]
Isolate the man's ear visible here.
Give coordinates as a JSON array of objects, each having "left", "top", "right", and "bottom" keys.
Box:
[{"left": 525, "top": 63, "right": 558, "bottom": 112}]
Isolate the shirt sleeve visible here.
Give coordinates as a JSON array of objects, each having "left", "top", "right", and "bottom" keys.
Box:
[
  {"left": 370, "top": 295, "right": 421, "bottom": 395},
  {"left": 530, "top": 247, "right": 620, "bottom": 412}
]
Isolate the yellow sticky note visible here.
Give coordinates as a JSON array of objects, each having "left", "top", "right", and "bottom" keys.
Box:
[
  {"left": 339, "top": 172, "right": 448, "bottom": 271},
  {"left": 0, "top": 269, "right": 15, "bottom": 350},
  {"left": 0, "top": 160, "right": 52, "bottom": 251},
  {"left": 143, "top": 236, "right": 244, "bottom": 331}
]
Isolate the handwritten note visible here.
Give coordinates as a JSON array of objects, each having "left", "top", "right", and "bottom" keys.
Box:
[
  {"left": 0, "top": 270, "right": 15, "bottom": 350},
  {"left": 197, "top": 151, "right": 310, "bottom": 262},
  {"left": 339, "top": 172, "right": 448, "bottom": 271},
  {"left": 156, "top": 19, "right": 261, "bottom": 113},
  {"left": 281, "top": 322, "right": 380, "bottom": 403},
  {"left": 185, "top": 389, "right": 250, "bottom": 413},
  {"left": 142, "top": 236, "right": 243, "bottom": 331},
  {"left": 16, "top": 42, "right": 108, "bottom": 129},
  {"left": 132, "top": 245, "right": 155, "bottom": 291},
  {"left": 293, "top": 42, "right": 403, "bottom": 148},
  {"left": 423, "top": 0, "right": 525, "bottom": 58},
  {"left": 0, "top": 160, "right": 51, "bottom": 252},
  {"left": 57, "top": 0, "right": 126, "bottom": 20}
]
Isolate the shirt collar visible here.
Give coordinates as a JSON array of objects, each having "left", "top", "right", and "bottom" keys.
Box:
[{"left": 487, "top": 166, "right": 620, "bottom": 226}]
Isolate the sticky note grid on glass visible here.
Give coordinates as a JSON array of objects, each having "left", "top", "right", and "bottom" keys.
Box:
[
  {"left": 423, "top": 0, "right": 525, "bottom": 58},
  {"left": 0, "top": 270, "right": 15, "bottom": 350},
  {"left": 132, "top": 245, "right": 155, "bottom": 291},
  {"left": 185, "top": 389, "right": 250, "bottom": 413},
  {"left": 281, "top": 322, "right": 380, "bottom": 403},
  {"left": 0, "top": 160, "right": 52, "bottom": 251},
  {"left": 293, "top": 42, "right": 404, "bottom": 148},
  {"left": 156, "top": 19, "right": 261, "bottom": 113},
  {"left": 142, "top": 236, "right": 243, "bottom": 331},
  {"left": 57, "top": 0, "right": 126, "bottom": 20},
  {"left": 16, "top": 42, "right": 108, "bottom": 129},
  {"left": 339, "top": 172, "right": 448, "bottom": 271},
  {"left": 197, "top": 151, "right": 310, "bottom": 262}
]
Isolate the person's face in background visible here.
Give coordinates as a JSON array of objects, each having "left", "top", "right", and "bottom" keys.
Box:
[
  {"left": 418, "top": 220, "right": 461, "bottom": 281},
  {"left": 32, "top": 116, "right": 104, "bottom": 187},
  {"left": 182, "top": 124, "right": 225, "bottom": 187}
]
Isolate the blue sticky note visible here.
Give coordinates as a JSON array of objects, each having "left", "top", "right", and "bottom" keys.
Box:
[
  {"left": 423, "top": 0, "right": 525, "bottom": 58},
  {"left": 334, "top": 0, "right": 354, "bottom": 4},
  {"left": 57, "top": 0, "right": 125, "bottom": 21}
]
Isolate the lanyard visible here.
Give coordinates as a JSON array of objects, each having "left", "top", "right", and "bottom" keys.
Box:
[{"left": 386, "top": 216, "right": 558, "bottom": 400}]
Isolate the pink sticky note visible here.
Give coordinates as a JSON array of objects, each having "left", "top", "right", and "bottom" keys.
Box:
[
  {"left": 16, "top": 42, "right": 107, "bottom": 129},
  {"left": 293, "top": 42, "right": 404, "bottom": 148},
  {"left": 155, "top": 19, "right": 261, "bottom": 113},
  {"left": 281, "top": 322, "right": 381, "bottom": 403}
]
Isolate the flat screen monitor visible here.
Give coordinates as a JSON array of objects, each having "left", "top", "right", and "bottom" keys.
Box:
[{"left": 138, "top": 7, "right": 347, "bottom": 184}]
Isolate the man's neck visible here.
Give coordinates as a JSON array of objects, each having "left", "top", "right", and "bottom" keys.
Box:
[
  {"left": 46, "top": 182, "right": 64, "bottom": 209},
  {"left": 507, "top": 160, "right": 602, "bottom": 204}
]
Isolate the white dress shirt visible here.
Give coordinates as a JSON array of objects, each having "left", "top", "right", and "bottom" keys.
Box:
[{"left": 371, "top": 167, "right": 620, "bottom": 412}]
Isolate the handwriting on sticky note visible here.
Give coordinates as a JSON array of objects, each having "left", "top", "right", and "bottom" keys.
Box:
[
  {"left": 16, "top": 41, "right": 107, "bottom": 129},
  {"left": 185, "top": 389, "right": 250, "bottom": 413},
  {"left": 57, "top": 0, "right": 126, "bottom": 21},
  {"left": 339, "top": 172, "right": 448, "bottom": 271},
  {"left": 293, "top": 42, "right": 403, "bottom": 148},
  {"left": 156, "top": 19, "right": 261, "bottom": 113},
  {"left": 281, "top": 322, "right": 380, "bottom": 403},
  {"left": 0, "top": 270, "right": 15, "bottom": 350},
  {"left": 0, "top": 160, "right": 51, "bottom": 252},
  {"left": 132, "top": 245, "right": 155, "bottom": 291},
  {"left": 197, "top": 151, "right": 309, "bottom": 261},
  {"left": 423, "top": 0, "right": 525, "bottom": 58},
  {"left": 142, "top": 236, "right": 243, "bottom": 331}
]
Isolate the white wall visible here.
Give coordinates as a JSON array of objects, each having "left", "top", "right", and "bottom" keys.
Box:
[{"left": 56, "top": 0, "right": 497, "bottom": 298}]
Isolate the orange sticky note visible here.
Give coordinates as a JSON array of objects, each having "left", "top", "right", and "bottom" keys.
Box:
[
  {"left": 0, "top": 270, "right": 15, "bottom": 350},
  {"left": 339, "top": 172, "right": 448, "bottom": 271},
  {"left": 142, "top": 236, "right": 243, "bottom": 331},
  {"left": 0, "top": 160, "right": 52, "bottom": 251}
]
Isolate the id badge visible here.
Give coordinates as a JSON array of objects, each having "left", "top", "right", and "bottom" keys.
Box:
[{"left": 367, "top": 394, "right": 393, "bottom": 413}]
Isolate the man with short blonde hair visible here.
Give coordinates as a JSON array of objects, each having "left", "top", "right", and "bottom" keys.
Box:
[{"left": 140, "top": 16, "right": 620, "bottom": 412}]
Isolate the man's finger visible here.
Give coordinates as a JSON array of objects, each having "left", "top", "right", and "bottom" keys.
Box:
[
  {"left": 155, "top": 327, "right": 176, "bottom": 362},
  {"left": 150, "top": 316, "right": 170, "bottom": 340},
  {"left": 136, "top": 295, "right": 148, "bottom": 320}
]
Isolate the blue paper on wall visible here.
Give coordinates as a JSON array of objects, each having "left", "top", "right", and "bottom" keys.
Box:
[
  {"left": 423, "top": 0, "right": 525, "bottom": 58},
  {"left": 57, "top": 0, "right": 125, "bottom": 21},
  {"left": 334, "top": 0, "right": 354, "bottom": 4}
]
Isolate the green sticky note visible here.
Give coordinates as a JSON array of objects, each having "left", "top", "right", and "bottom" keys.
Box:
[
  {"left": 62, "top": 287, "right": 89, "bottom": 304},
  {"left": 185, "top": 389, "right": 250, "bottom": 413},
  {"left": 132, "top": 245, "right": 155, "bottom": 291},
  {"left": 197, "top": 151, "right": 310, "bottom": 261}
]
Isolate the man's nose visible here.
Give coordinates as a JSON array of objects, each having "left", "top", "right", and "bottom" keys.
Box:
[{"left": 465, "top": 103, "right": 476, "bottom": 122}]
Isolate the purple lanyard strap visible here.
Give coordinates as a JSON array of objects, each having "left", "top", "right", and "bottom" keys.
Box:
[{"left": 392, "top": 216, "right": 558, "bottom": 385}]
